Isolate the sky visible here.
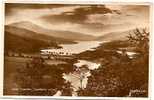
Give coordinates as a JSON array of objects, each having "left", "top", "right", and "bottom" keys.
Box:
[{"left": 5, "top": 3, "right": 150, "bottom": 36}]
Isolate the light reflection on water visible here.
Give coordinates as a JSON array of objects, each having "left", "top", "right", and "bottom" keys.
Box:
[
  {"left": 116, "top": 50, "right": 138, "bottom": 59},
  {"left": 63, "top": 60, "right": 101, "bottom": 96},
  {"left": 41, "top": 41, "right": 102, "bottom": 55}
]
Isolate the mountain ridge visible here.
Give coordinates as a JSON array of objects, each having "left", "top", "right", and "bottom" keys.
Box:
[
  {"left": 5, "top": 25, "right": 76, "bottom": 44},
  {"left": 96, "top": 29, "right": 137, "bottom": 41},
  {"left": 8, "top": 21, "right": 96, "bottom": 41}
]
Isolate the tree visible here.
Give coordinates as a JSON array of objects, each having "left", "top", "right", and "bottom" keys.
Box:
[
  {"left": 127, "top": 28, "right": 149, "bottom": 54},
  {"left": 77, "top": 28, "right": 149, "bottom": 97},
  {"left": 126, "top": 28, "right": 149, "bottom": 97}
]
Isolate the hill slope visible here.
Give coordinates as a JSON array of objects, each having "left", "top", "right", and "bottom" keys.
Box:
[
  {"left": 96, "top": 30, "right": 131, "bottom": 41},
  {"left": 96, "top": 28, "right": 148, "bottom": 41},
  {"left": 4, "top": 31, "right": 59, "bottom": 53},
  {"left": 5, "top": 25, "right": 75, "bottom": 44},
  {"left": 9, "top": 21, "right": 96, "bottom": 41}
]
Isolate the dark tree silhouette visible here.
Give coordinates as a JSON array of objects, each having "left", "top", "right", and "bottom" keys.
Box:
[{"left": 127, "top": 28, "right": 149, "bottom": 54}]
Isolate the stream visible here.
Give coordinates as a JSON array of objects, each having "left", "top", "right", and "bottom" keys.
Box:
[
  {"left": 63, "top": 60, "right": 101, "bottom": 96},
  {"left": 41, "top": 41, "right": 103, "bottom": 96}
]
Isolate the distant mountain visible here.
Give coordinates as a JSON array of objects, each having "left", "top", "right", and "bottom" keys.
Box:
[
  {"left": 9, "top": 21, "right": 96, "bottom": 41},
  {"left": 5, "top": 25, "right": 75, "bottom": 44},
  {"left": 96, "top": 30, "right": 133, "bottom": 41},
  {"left": 5, "top": 25, "right": 77, "bottom": 53},
  {"left": 4, "top": 31, "right": 59, "bottom": 53}
]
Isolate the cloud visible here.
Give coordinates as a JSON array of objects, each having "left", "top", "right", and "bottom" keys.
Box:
[
  {"left": 5, "top": 3, "right": 66, "bottom": 15},
  {"left": 5, "top": 4, "right": 150, "bottom": 36},
  {"left": 41, "top": 5, "right": 113, "bottom": 24},
  {"left": 5, "top": 5, "right": 80, "bottom": 24},
  {"left": 83, "top": 5, "right": 150, "bottom": 34}
]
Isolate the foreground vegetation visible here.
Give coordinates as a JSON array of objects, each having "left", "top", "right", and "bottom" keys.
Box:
[
  {"left": 4, "top": 57, "right": 76, "bottom": 96},
  {"left": 77, "top": 28, "right": 149, "bottom": 97}
]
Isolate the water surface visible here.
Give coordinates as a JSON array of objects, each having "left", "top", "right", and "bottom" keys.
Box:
[{"left": 41, "top": 41, "right": 102, "bottom": 55}]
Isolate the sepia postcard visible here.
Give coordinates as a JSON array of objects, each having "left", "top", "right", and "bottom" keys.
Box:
[{"left": 0, "top": 0, "right": 153, "bottom": 99}]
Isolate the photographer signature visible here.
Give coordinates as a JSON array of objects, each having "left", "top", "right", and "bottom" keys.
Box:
[{"left": 128, "top": 89, "right": 146, "bottom": 97}]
